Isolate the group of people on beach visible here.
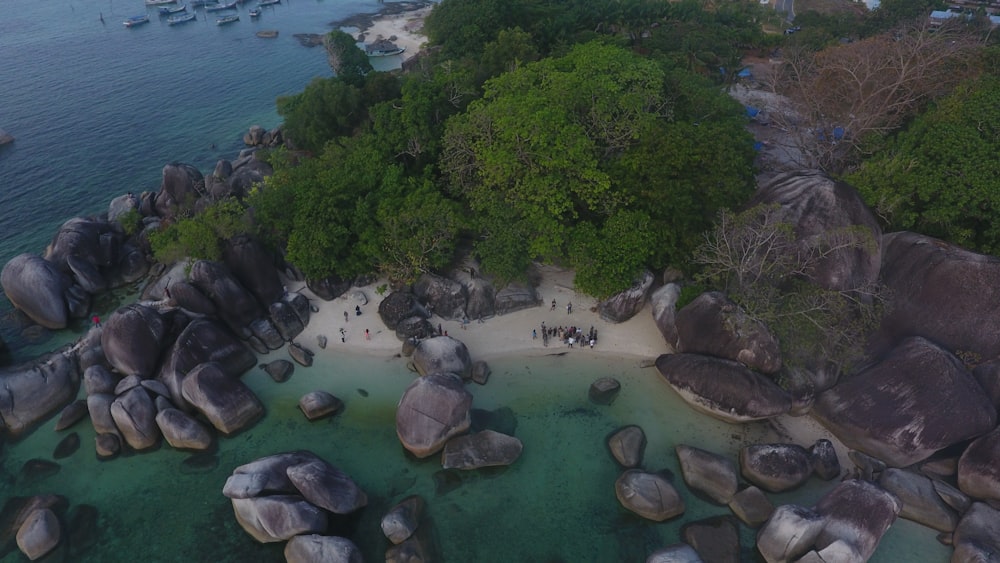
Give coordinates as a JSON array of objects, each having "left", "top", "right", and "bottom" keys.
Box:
[{"left": 537, "top": 321, "right": 597, "bottom": 348}]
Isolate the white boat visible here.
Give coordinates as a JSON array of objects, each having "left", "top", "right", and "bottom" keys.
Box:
[
  {"left": 167, "top": 12, "right": 196, "bottom": 24},
  {"left": 216, "top": 13, "right": 239, "bottom": 24},
  {"left": 144, "top": 0, "right": 176, "bottom": 5},
  {"left": 123, "top": 14, "right": 150, "bottom": 26},
  {"left": 158, "top": 4, "right": 186, "bottom": 14},
  {"left": 365, "top": 39, "right": 405, "bottom": 57},
  {"left": 205, "top": 1, "right": 237, "bottom": 11},
  {"left": 257, "top": 0, "right": 279, "bottom": 6},
  {"left": 248, "top": 7, "right": 261, "bottom": 17}
]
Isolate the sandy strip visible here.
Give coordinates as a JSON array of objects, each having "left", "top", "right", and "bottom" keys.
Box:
[
  {"left": 349, "top": 4, "right": 434, "bottom": 63},
  {"left": 292, "top": 264, "right": 669, "bottom": 363}
]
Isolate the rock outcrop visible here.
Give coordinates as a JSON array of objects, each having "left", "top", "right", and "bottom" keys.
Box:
[
  {"left": 675, "top": 291, "right": 781, "bottom": 374},
  {"left": 411, "top": 336, "right": 472, "bottom": 379},
  {"left": 396, "top": 373, "right": 473, "bottom": 458},
  {"left": 813, "top": 336, "right": 996, "bottom": 467},
  {"left": 676, "top": 444, "right": 739, "bottom": 505},
  {"left": 1, "top": 254, "right": 71, "bottom": 329},
  {"left": 655, "top": 353, "right": 792, "bottom": 423},
  {"left": 598, "top": 270, "right": 654, "bottom": 323}
]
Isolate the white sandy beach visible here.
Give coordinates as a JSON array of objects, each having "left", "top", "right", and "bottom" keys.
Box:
[
  {"left": 293, "top": 264, "right": 669, "bottom": 362},
  {"left": 352, "top": 5, "right": 434, "bottom": 63}
]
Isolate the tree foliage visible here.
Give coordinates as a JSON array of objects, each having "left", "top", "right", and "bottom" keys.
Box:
[
  {"left": 847, "top": 75, "right": 1000, "bottom": 254},
  {"left": 767, "top": 19, "right": 984, "bottom": 173},
  {"left": 277, "top": 77, "right": 366, "bottom": 154},
  {"left": 150, "top": 199, "right": 253, "bottom": 264},
  {"left": 694, "top": 205, "right": 882, "bottom": 373},
  {"left": 324, "top": 30, "right": 373, "bottom": 87}
]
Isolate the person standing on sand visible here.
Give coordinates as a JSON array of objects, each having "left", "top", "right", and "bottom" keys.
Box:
[
  {"left": 340, "top": 328, "right": 346, "bottom": 343},
  {"left": 92, "top": 314, "right": 101, "bottom": 328},
  {"left": 551, "top": 299, "right": 556, "bottom": 311},
  {"left": 344, "top": 311, "right": 349, "bottom": 322},
  {"left": 567, "top": 302, "right": 572, "bottom": 314},
  {"left": 365, "top": 329, "right": 370, "bottom": 341},
  {"left": 532, "top": 329, "right": 537, "bottom": 340}
]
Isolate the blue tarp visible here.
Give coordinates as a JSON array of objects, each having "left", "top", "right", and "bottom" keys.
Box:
[
  {"left": 737, "top": 68, "right": 752, "bottom": 78},
  {"left": 745, "top": 106, "right": 761, "bottom": 118}
]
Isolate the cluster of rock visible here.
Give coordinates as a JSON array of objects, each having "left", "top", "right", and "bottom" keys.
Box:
[
  {"left": 395, "top": 336, "right": 523, "bottom": 470},
  {"left": 244, "top": 124, "right": 284, "bottom": 148},
  {"left": 649, "top": 170, "right": 1000, "bottom": 559},
  {"left": 222, "top": 451, "right": 366, "bottom": 562},
  {"left": 0, "top": 157, "right": 274, "bottom": 334},
  {"left": 0, "top": 495, "right": 98, "bottom": 561}
]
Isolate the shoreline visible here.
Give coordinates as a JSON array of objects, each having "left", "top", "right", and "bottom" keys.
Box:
[{"left": 334, "top": 1, "right": 434, "bottom": 63}]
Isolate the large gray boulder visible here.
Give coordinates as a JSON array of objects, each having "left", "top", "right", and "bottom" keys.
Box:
[
  {"left": 110, "top": 387, "right": 159, "bottom": 450},
  {"left": 43, "top": 217, "right": 115, "bottom": 272},
  {"left": 728, "top": 485, "right": 774, "bottom": 528},
  {"left": 181, "top": 362, "right": 264, "bottom": 435},
  {"left": 87, "top": 393, "right": 119, "bottom": 438},
  {"left": 227, "top": 158, "right": 273, "bottom": 198},
  {"left": 609, "top": 425, "right": 647, "bottom": 468},
  {"left": 396, "top": 373, "right": 473, "bottom": 458},
  {"left": 101, "top": 304, "right": 168, "bottom": 378},
  {"left": 957, "top": 426, "right": 1000, "bottom": 505},
  {"left": 306, "top": 274, "right": 351, "bottom": 301},
  {"left": 675, "top": 445, "right": 739, "bottom": 504},
  {"left": 874, "top": 231, "right": 1000, "bottom": 358},
  {"left": 494, "top": 281, "right": 539, "bottom": 315},
  {"left": 411, "top": 336, "right": 472, "bottom": 379},
  {"left": 286, "top": 459, "right": 367, "bottom": 514},
  {"left": 598, "top": 270, "right": 654, "bottom": 323},
  {"left": 740, "top": 443, "right": 813, "bottom": 493},
  {"left": 16, "top": 508, "right": 61, "bottom": 561},
  {"left": 157, "top": 319, "right": 255, "bottom": 411},
  {"left": 646, "top": 544, "right": 703, "bottom": 563},
  {"left": 749, "top": 170, "right": 882, "bottom": 293},
  {"left": 168, "top": 280, "right": 217, "bottom": 316},
  {"left": 952, "top": 502, "right": 1000, "bottom": 562},
  {"left": 222, "top": 234, "right": 283, "bottom": 308},
  {"left": 0, "top": 347, "right": 80, "bottom": 440},
  {"left": 223, "top": 451, "right": 319, "bottom": 499},
  {"left": 676, "top": 292, "right": 782, "bottom": 374},
  {"left": 878, "top": 468, "right": 958, "bottom": 532},
  {"left": 189, "top": 260, "right": 262, "bottom": 338},
  {"left": 381, "top": 495, "right": 425, "bottom": 545},
  {"left": 269, "top": 301, "right": 304, "bottom": 342},
  {"left": 615, "top": 469, "right": 685, "bottom": 522},
  {"left": 413, "top": 273, "right": 467, "bottom": 320},
  {"left": 813, "top": 336, "right": 996, "bottom": 467},
  {"left": 155, "top": 163, "right": 204, "bottom": 219},
  {"left": 655, "top": 353, "right": 792, "bottom": 423},
  {"left": 284, "top": 535, "right": 362, "bottom": 563},
  {"left": 650, "top": 283, "right": 681, "bottom": 349},
  {"left": 812, "top": 479, "right": 900, "bottom": 562},
  {"left": 756, "top": 504, "right": 827, "bottom": 563},
  {"left": 231, "top": 496, "right": 327, "bottom": 543},
  {"left": 155, "top": 407, "right": 214, "bottom": 451},
  {"left": 463, "top": 276, "right": 495, "bottom": 321},
  {"left": 972, "top": 359, "right": 1000, "bottom": 412},
  {"left": 298, "top": 391, "right": 343, "bottom": 421},
  {"left": 441, "top": 430, "right": 523, "bottom": 469},
  {"left": 1, "top": 254, "right": 71, "bottom": 329},
  {"left": 379, "top": 291, "right": 425, "bottom": 330}
]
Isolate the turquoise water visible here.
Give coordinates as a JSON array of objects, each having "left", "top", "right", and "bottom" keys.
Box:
[{"left": 0, "top": 351, "right": 951, "bottom": 561}]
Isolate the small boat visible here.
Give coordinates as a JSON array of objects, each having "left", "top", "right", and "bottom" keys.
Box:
[
  {"left": 257, "top": 0, "right": 279, "bottom": 6},
  {"left": 248, "top": 7, "right": 261, "bottom": 17},
  {"left": 167, "top": 12, "right": 196, "bottom": 24},
  {"left": 144, "top": 0, "right": 175, "bottom": 5},
  {"left": 123, "top": 14, "right": 150, "bottom": 26},
  {"left": 216, "top": 13, "right": 239, "bottom": 24},
  {"left": 365, "top": 39, "right": 405, "bottom": 57},
  {"left": 158, "top": 4, "right": 186, "bottom": 14},
  {"left": 205, "top": 1, "right": 237, "bottom": 10},
  {"left": 188, "top": 0, "right": 212, "bottom": 6}
]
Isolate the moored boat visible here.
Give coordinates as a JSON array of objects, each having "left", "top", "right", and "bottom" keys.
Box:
[
  {"left": 205, "top": 1, "right": 237, "bottom": 10},
  {"left": 123, "top": 14, "right": 151, "bottom": 27},
  {"left": 257, "top": 0, "right": 279, "bottom": 6},
  {"left": 216, "top": 13, "right": 239, "bottom": 24},
  {"left": 248, "top": 7, "right": 261, "bottom": 17},
  {"left": 159, "top": 4, "right": 187, "bottom": 14},
  {"left": 144, "top": 0, "right": 175, "bottom": 5},
  {"left": 365, "top": 39, "right": 405, "bottom": 57},
  {"left": 167, "top": 12, "right": 196, "bottom": 24}
]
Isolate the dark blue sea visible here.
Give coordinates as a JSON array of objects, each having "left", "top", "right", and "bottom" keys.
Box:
[{"left": 0, "top": 2, "right": 951, "bottom": 560}]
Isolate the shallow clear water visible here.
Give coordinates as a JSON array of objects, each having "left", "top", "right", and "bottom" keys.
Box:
[{"left": 0, "top": 351, "right": 951, "bottom": 562}]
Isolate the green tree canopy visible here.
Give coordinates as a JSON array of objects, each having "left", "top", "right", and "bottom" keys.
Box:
[{"left": 847, "top": 76, "right": 1000, "bottom": 254}]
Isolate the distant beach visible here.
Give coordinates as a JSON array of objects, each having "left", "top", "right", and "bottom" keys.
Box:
[{"left": 336, "top": 1, "right": 434, "bottom": 63}]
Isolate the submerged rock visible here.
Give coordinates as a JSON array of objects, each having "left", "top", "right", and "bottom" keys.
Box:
[
  {"left": 16, "top": 508, "right": 61, "bottom": 561},
  {"left": 381, "top": 495, "right": 425, "bottom": 545},
  {"left": 284, "top": 534, "right": 362, "bottom": 563},
  {"left": 615, "top": 469, "right": 685, "bottom": 522},
  {"left": 441, "top": 430, "right": 523, "bottom": 470}
]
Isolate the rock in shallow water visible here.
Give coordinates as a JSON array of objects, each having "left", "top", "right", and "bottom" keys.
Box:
[
  {"left": 615, "top": 469, "right": 685, "bottom": 522},
  {"left": 53, "top": 433, "right": 81, "bottom": 460}
]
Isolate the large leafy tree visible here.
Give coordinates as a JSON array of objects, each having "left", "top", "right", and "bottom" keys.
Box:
[
  {"left": 441, "top": 42, "right": 666, "bottom": 281},
  {"left": 277, "top": 78, "right": 365, "bottom": 154},
  {"left": 848, "top": 76, "right": 1000, "bottom": 254}
]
